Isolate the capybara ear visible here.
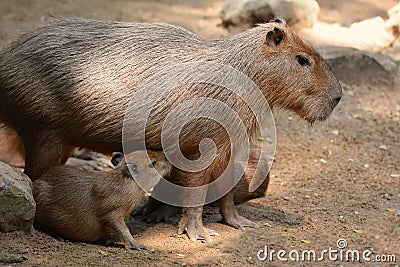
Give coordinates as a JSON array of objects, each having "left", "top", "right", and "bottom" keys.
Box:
[
  {"left": 266, "top": 27, "right": 285, "bottom": 47},
  {"left": 111, "top": 152, "right": 124, "bottom": 166},
  {"left": 270, "top": 17, "right": 286, "bottom": 24}
]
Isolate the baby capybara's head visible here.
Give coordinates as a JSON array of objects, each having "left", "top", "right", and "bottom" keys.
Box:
[
  {"left": 111, "top": 150, "right": 171, "bottom": 183},
  {"left": 241, "top": 18, "right": 342, "bottom": 123}
]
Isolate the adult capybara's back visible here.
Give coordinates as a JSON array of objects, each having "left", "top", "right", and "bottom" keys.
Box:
[
  {"left": 0, "top": 18, "right": 341, "bottom": 180},
  {"left": 0, "top": 18, "right": 342, "bottom": 241}
]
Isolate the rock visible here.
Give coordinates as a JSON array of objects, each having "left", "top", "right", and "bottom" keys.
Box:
[
  {"left": 321, "top": 46, "right": 400, "bottom": 86},
  {"left": 220, "top": 0, "right": 319, "bottom": 29},
  {"left": 0, "top": 161, "right": 35, "bottom": 233},
  {"left": 220, "top": 0, "right": 274, "bottom": 28},
  {"left": 270, "top": 0, "right": 319, "bottom": 28},
  {"left": 386, "top": 3, "right": 400, "bottom": 35}
]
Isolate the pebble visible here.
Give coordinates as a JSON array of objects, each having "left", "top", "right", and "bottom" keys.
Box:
[
  {"left": 378, "top": 145, "right": 388, "bottom": 150},
  {"left": 331, "top": 130, "right": 339, "bottom": 135}
]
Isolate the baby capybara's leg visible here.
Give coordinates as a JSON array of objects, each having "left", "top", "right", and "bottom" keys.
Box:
[{"left": 104, "top": 217, "right": 146, "bottom": 250}]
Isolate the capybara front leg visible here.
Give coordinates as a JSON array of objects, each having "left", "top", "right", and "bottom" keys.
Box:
[
  {"left": 219, "top": 190, "right": 257, "bottom": 229},
  {"left": 178, "top": 206, "right": 219, "bottom": 242},
  {"left": 104, "top": 217, "right": 146, "bottom": 250}
]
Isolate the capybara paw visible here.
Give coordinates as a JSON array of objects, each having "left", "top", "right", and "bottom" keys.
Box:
[
  {"left": 224, "top": 214, "right": 257, "bottom": 230},
  {"left": 177, "top": 218, "right": 219, "bottom": 242},
  {"left": 144, "top": 205, "right": 180, "bottom": 223},
  {"left": 131, "top": 204, "right": 149, "bottom": 217},
  {"left": 125, "top": 240, "right": 147, "bottom": 250}
]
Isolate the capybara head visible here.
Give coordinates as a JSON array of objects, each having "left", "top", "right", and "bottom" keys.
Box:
[
  {"left": 243, "top": 18, "right": 342, "bottom": 123},
  {"left": 111, "top": 150, "right": 171, "bottom": 182}
]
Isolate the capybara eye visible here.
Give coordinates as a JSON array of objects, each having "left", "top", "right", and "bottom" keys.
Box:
[
  {"left": 296, "top": 55, "right": 311, "bottom": 67},
  {"left": 148, "top": 161, "right": 156, "bottom": 168},
  {"left": 125, "top": 162, "right": 138, "bottom": 175}
]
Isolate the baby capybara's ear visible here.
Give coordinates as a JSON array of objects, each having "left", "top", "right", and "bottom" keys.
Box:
[{"left": 111, "top": 152, "right": 124, "bottom": 166}]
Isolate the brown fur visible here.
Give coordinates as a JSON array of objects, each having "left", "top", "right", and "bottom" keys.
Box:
[
  {"left": 136, "top": 143, "right": 270, "bottom": 223},
  {"left": 0, "top": 124, "right": 25, "bottom": 168},
  {"left": 33, "top": 150, "right": 170, "bottom": 249},
  {"left": 0, "top": 18, "right": 342, "bottom": 240}
]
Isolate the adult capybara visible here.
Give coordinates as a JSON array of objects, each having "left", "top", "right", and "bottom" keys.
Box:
[
  {"left": 33, "top": 150, "right": 171, "bottom": 250},
  {"left": 0, "top": 17, "right": 342, "bottom": 241}
]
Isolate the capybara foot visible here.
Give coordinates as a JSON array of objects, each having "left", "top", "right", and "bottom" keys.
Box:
[
  {"left": 144, "top": 205, "right": 180, "bottom": 223},
  {"left": 125, "top": 239, "right": 147, "bottom": 250},
  {"left": 219, "top": 191, "right": 257, "bottom": 229},
  {"left": 177, "top": 207, "right": 219, "bottom": 242},
  {"left": 131, "top": 197, "right": 162, "bottom": 217},
  {"left": 223, "top": 213, "right": 257, "bottom": 230}
]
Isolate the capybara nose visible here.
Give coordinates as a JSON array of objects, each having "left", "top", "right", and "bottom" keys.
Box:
[{"left": 332, "top": 96, "right": 341, "bottom": 107}]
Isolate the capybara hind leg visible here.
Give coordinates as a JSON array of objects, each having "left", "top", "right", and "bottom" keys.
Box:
[
  {"left": 24, "top": 136, "right": 73, "bottom": 180},
  {"left": 219, "top": 190, "right": 257, "bottom": 229}
]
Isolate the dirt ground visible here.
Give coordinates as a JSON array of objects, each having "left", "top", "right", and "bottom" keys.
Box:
[{"left": 0, "top": 0, "right": 399, "bottom": 266}]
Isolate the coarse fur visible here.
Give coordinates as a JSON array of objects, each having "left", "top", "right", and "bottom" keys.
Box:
[
  {"left": 0, "top": 18, "right": 342, "bottom": 240},
  {"left": 135, "top": 142, "right": 270, "bottom": 223},
  {"left": 33, "top": 150, "right": 171, "bottom": 250}
]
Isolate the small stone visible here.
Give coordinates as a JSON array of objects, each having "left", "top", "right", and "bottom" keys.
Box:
[
  {"left": 363, "top": 163, "right": 369, "bottom": 168},
  {"left": 331, "top": 130, "right": 339, "bottom": 135},
  {"left": 319, "top": 158, "right": 327, "bottom": 164},
  {"left": 378, "top": 145, "right": 388, "bottom": 150},
  {"left": 283, "top": 196, "right": 290, "bottom": 201},
  {"left": 98, "top": 250, "right": 107, "bottom": 256}
]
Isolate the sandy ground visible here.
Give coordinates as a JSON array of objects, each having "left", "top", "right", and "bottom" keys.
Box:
[{"left": 0, "top": 0, "right": 399, "bottom": 266}]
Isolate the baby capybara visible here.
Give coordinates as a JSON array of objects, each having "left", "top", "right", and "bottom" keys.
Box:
[{"left": 33, "top": 150, "right": 171, "bottom": 250}]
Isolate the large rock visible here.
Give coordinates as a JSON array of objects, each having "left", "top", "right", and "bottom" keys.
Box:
[
  {"left": 0, "top": 161, "right": 35, "bottom": 232},
  {"left": 321, "top": 46, "right": 400, "bottom": 86},
  {"left": 220, "top": 0, "right": 319, "bottom": 29}
]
